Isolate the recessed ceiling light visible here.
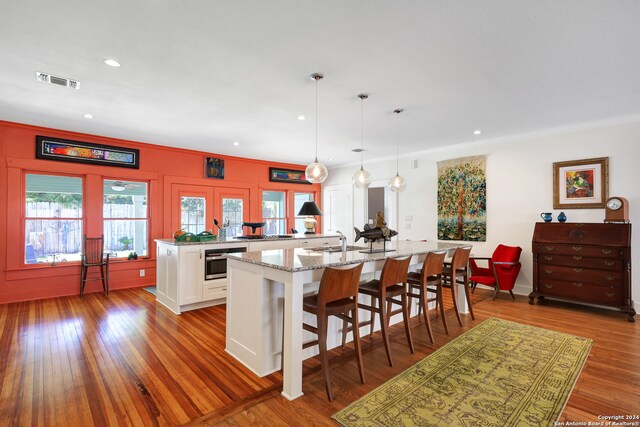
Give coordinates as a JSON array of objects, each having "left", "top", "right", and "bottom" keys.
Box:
[
  {"left": 297, "top": 115, "right": 305, "bottom": 121},
  {"left": 104, "top": 59, "right": 121, "bottom": 67},
  {"left": 473, "top": 130, "right": 482, "bottom": 135},
  {"left": 232, "top": 141, "right": 240, "bottom": 146},
  {"left": 83, "top": 113, "right": 94, "bottom": 119}
]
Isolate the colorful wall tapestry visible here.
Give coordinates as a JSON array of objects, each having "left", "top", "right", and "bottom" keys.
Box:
[{"left": 437, "top": 156, "right": 486, "bottom": 241}]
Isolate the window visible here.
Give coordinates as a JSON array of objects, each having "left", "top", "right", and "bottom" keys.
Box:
[
  {"left": 262, "top": 191, "right": 286, "bottom": 235},
  {"left": 25, "top": 174, "right": 83, "bottom": 264},
  {"left": 222, "top": 198, "right": 243, "bottom": 237},
  {"left": 103, "top": 180, "right": 149, "bottom": 258},
  {"left": 294, "top": 193, "right": 314, "bottom": 233},
  {"left": 181, "top": 196, "right": 206, "bottom": 234}
]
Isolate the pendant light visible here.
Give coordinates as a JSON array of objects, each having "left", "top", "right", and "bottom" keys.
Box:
[
  {"left": 389, "top": 108, "right": 407, "bottom": 192},
  {"left": 305, "top": 73, "right": 329, "bottom": 184},
  {"left": 352, "top": 93, "right": 372, "bottom": 188}
]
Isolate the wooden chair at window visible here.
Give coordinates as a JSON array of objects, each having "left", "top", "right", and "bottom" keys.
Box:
[
  {"left": 406, "top": 250, "right": 448, "bottom": 342},
  {"left": 440, "top": 246, "right": 474, "bottom": 326},
  {"left": 343, "top": 256, "right": 413, "bottom": 368},
  {"left": 80, "top": 235, "right": 110, "bottom": 297},
  {"left": 299, "top": 262, "right": 366, "bottom": 401}
]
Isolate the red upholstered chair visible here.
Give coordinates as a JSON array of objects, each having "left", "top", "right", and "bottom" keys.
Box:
[{"left": 469, "top": 244, "right": 522, "bottom": 300}]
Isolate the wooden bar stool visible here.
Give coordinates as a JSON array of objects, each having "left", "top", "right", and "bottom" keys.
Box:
[
  {"left": 343, "top": 256, "right": 413, "bottom": 368},
  {"left": 300, "top": 262, "right": 365, "bottom": 401},
  {"left": 80, "top": 234, "right": 110, "bottom": 297},
  {"left": 406, "top": 250, "right": 448, "bottom": 341},
  {"left": 441, "top": 246, "right": 474, "bottom": 325}
]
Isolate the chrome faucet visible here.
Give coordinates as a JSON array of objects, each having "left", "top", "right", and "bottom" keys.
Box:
[{"left": 336, "top": 230, "right": 347, "bottom": 252}]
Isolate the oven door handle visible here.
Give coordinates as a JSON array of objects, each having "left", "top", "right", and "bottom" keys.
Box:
[{"left": 206, "top": 255, "right": 227, "bottom": 261}]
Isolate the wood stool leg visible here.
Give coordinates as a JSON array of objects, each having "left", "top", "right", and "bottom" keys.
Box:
[
  {"left": 378, "top": 297, "right": 393, "bottom": 367},
  {"left": 351, "top": 308, "right": 365, "bottom": 384},
  {"left": 317, "top": 314, "right": 334, "bottom": 401},
  {"left": 448, "top": 277, "right": 463, "bottom": 326},
  {"left": 421, "top": 286, "right": 434, "bottom": 343},
  {"left": 369, "top": 295, "right": 377, "bottom": 338},
  {"left": 437, "top": 283, "right": 449, "bottom": 335},
  {"left": 462, "top": 276, "right": 475, "bottom": 319},
  {"left": 401, "top": 292, "right": 414, "bottom": 353}
]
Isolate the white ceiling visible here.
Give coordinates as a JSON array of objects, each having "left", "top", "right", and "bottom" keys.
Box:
[{"left": 1, "top": 1, "right": 640, "bottom": 167}]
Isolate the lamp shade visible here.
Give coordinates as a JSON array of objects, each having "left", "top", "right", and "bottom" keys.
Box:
[{"left": 297, "top": 201, "right": 323, "bottom": 216}]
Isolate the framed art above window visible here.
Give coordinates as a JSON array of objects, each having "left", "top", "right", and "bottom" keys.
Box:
[
  {"left": 36, "top": 136, "right": 140, "bottom": 168},
  {"left": 553, "top": 157, "right": 608, "bottom": 209}
]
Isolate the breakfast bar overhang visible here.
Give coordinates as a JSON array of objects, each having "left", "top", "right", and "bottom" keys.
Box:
[{"left": 225, "top": 240, "right": 468, "bottom": 400}]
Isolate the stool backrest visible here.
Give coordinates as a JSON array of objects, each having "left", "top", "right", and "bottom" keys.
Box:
[
  {"left": 317, "top": 262, "right": 365, "bottom": 304},
  {"left": 83, "top": 235, "right": 105, "bottom": 265},
  {"left": 451, "top": 246, "right": 472, "bottom": 271},
  {"left": 421, "top": 250, "right": 447, "bottom": 279},
  {"left": 379, "top": 256, "right": 411, "bottom": 288}
]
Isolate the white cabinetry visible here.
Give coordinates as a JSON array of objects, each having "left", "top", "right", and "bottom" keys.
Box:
[
  {"left": 179, "top": 246, "right": 204, "bottom": 305},
  {"left": 155, "top": 236, "right": 339, "bottom": 315}
]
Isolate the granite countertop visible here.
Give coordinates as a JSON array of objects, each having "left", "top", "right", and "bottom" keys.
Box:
[
  {"left": 226, "top": 241, "right": 467, "bottom": 272},
  {"left": 155, "top": 233, "right": 339, "bottom": 246}
]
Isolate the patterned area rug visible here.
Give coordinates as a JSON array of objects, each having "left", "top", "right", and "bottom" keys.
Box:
[{"left": 333, "top": 318, "right": 592, "bottom": 427}]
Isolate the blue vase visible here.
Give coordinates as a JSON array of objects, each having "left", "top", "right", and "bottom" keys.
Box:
[
  {"left": 558, "top": 212, "right": 567, "bottom": 223},
  {"left": 540, "top": 212, "right": 553, "bottom": 223}
]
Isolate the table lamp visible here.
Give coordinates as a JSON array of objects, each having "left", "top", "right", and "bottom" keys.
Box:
[{"left": 297, "top": 201, "right": 323, "bottom": 234}]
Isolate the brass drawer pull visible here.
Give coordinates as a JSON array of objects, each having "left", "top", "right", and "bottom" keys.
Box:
[
  {"left": 601, "top": 249, "right": 612, "bottom": 255},
  {"left": 544, "top": 284, "right": 554, "bottom": 289},
  {"left": 572, "top": 256, "right": 582, "bottom": 260},
  {"left": 544, "top": 245, "right": 555, "bottom": 251},
  {"left": 604, "top": 261, "right": 615, "bottom": 266},
  {"left": 544, "top": 256, "right": 553, "bottom": 261},
  {"left": 605, "top": 292, "right": 616, "bottom": 298},
  {"left": 572, "top": 282, "right": 583, "bottom": 287},
  {"left": 606, "top": 275, "right": 615, "bottom": 281},
  {"left": 573, "top": 268, "right": 583, "bottom": 273},
  {"left": 572, "top": 246, "right": 582, "bottom": 251},
  {"left": 544, "top": 268, "right": 553, "bottom": 274}
]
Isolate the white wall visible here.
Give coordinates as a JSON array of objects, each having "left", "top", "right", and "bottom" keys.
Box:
[{"left": 324, "top": 118, "right": 640, "bottom": 312}]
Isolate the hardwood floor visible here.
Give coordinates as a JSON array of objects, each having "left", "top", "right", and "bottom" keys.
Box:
[{"left": 1, "top": 287, "right": 638, "bottom": 426}]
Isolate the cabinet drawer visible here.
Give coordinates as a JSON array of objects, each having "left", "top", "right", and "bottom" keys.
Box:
[
  {"left": 538, "top": 264, "right": 622, "bottom": 286},
  {"left": 538, "top": 279, "right": 623, "bottom": 306},
  {"left": 532, "top": 223, "right": 631, "bottom": 246},
  {"left": 203, "top": 281, "right": 227, "bottom": 301},
  {"left": 533, "top": 243, "right": 625, "bottom": 259},
  {"left": 537, "top": 254, "right": 623, "bottom": 270}
]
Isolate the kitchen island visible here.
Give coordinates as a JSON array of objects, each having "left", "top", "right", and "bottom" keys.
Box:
[
  {"left": 225, "top": 240, "right": 467, "bottom": 400},
  {"left": 155, "top": 234, "right": 339, "bottom": 314}
]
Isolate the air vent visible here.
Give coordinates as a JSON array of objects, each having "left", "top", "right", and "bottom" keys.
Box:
[
  {"left": 411, "top": 159, "right": 418, "bottom": 169},
  {"left": 36, "top": 72, "right": 80, "bottom": 90},
  {"left": 352, "top": 148, "right": 367, "bottom": 153}
]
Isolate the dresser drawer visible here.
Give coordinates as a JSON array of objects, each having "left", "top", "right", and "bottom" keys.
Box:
[
  {"left": 533, "top": 243, "right": 625, "bottom": 259},
  {"left": 532, "top": 223, "right": 631, "bottom": 246},
  {"left": 537, "top": 254, "right": 623, "bottom": 270},
  {"left": 538, "top": 264, "right": 623, "bottom": 286},
  {"left": 538, "top": 279, "right": 623, "bottom": 306}
]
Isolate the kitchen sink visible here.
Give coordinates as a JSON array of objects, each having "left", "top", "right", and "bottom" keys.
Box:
[{"left": 308, "top": 245, "right": 367, "bottom": 253}]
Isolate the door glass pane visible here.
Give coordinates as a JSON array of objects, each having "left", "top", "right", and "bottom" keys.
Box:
[
  {"left": 262, "top": 191, "right": 286, "bottom": 235},
  {"left": 222, "top": 198, "right": 243, "bottom": 237},
  {"left": 294, "top": 193, "right": 313, "bottom": 233},
  {"left": 181, "top": 196, "right": 206, "bottom": 234}
]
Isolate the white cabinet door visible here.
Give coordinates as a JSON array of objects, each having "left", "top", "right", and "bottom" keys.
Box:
[{"left": 179, "top": 246, "right": 203, "bottom": 305}]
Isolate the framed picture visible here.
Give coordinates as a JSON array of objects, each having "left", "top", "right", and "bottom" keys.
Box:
[
  {"left": 204, "top": 157, "right": 224, "bottom": 179},
  {"left": 36, "top": 136, "right": 139, "bottom": 168},
  {"left": 553, "top": 157, "right": 608, "bottom": 209},
  {"left": 269, "top": 167, "right": 311, "bottom": 184}
]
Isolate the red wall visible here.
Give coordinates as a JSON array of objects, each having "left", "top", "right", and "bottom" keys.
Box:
[{"left": 0, "top": 121, "right": 322, "bottom": 303}]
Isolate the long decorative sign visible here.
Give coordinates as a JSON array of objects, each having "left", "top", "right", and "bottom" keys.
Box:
[{"left": 36, "top": 136, "right": 140, "bottom": 169}]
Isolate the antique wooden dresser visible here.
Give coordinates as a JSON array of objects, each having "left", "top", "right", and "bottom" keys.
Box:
[{"left": 530, "top": 222, "right": 635, "bottom": 322}]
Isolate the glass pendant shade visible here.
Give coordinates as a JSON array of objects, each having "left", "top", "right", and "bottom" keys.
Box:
[
  {"left": 352, "top": 166, "right": 372, "bottom": 189},
  {"left": 389, "top": 173, "right": 406, "bottom": 192},
  {"left": 305, "top": 158, "right": 328, "bottom": 184}
]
